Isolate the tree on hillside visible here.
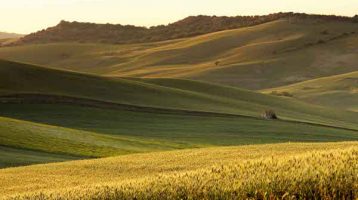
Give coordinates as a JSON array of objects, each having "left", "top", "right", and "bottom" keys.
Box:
[
  {"left": 354, "top": 15, "right": 358, "bottom": 22},
  {"left": 261, "top": 110, "right": 278, "bottom": 120}
]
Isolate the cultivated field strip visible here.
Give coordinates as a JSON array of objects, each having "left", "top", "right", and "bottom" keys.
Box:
[{"left": 1, "top": 142, "right": 357, "bottom": 199}]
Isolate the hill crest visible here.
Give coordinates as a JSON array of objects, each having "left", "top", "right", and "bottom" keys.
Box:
[
  {"left": 0, "top": 32, "right": 23, "bottom": 40},
  {"left": 10, "top": 12, "right": 357, "bottom": 45}
]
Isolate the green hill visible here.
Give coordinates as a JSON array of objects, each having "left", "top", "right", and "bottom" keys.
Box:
[
  {"left": 0, "top": 145, "right": 80, "bottom": 169},
  {"left": 1, "top": 59, "right": 357, "bottom": 129},
  {"left": 0, "top": 18, "right": 357, "bottom": 89},
  {"left": 0, "top": 59, "right": 357, "bottom": 168},
  {"left": 262, "top": 71, "right": 358, "bottom": 112}
]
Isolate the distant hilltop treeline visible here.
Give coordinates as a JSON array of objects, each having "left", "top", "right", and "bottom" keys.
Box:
[{"left": 11, "top": 12, "right": 358, "bottom": 45}]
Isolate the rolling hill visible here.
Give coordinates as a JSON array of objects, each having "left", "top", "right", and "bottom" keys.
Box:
[
  {"left": 11, "top": 13, "right": 355, "bottom": 45},
  {"left": 0, "top": 17, "right": 357, "bottom": 89},
  {"left": 0, "top": 142, "right": 356, "bottom": 199},
  {"left": 1, "top": 59, "right": 357, "bottom": 129},
  {"left": 0, "top": 32, "right": 23, "bottom": 40},
  {"left": 0, "top": 32, "right": 23, "bottom": 46},
  {"left": 0, "top": 11, "right": 357, "bottom": 200},
  {"left": 0, "top": 59, "right": 357, "bottom": 168},
  {"left": 0, "top": 145, "right": 80, "bottom": 169},
  {"left": 262, "top": 71, "right": 358, "bottom": 112}
]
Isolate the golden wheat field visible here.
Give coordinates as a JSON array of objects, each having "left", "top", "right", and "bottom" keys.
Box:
[{"left": 1, "top": 142, "right": 357, "bottom": 200}]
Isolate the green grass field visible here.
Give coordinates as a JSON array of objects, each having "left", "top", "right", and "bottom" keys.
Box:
[
  {"left": 0, "top": 146, "right": 80, "bottom": 168},
  {"left": 1, "top": 142, "right": 356, "bottom": 199},
  {"left": 1, "top": 59, "right": 357, "bottom": 130},
  {"left": 0, "top": 59, "right": 357, "bottom": 168},
  {"left": 1, "top": 104, "right": 357, "bottom": 160},
  {"left": 0, "top": 115, "right": 191, "bottom": 159}
]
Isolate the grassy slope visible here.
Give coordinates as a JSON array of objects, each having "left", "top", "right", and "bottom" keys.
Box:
[
  {"left": 2, "top": 104, "right": 357, "bottom": 147},
  {"left": 0, "top": 116, "right": 191, "bottom": 159},
  {"left": 0, "top": 142, "right": 356, "bottom": 199},
  {"left": 1, "top": 59, "right": 357, "bottom": 130},
  {"left": 261, "top": 71, "right": 358, "bottom": 112},
  {"left": 0, "top": 19, "right": 357, "bottom": 89},
  {"left": 0, "top": 146, "right": 80, "bottom": 168},
  {"left": 0, "top": 59, "right": 357, "bottom": 168}
]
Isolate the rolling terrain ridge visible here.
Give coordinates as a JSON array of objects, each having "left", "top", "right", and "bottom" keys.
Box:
[
  {"left": 0, "top": 32, "right": 23, "bottom": 40},
  {"left": 1, "top": 59, "right": 357, "bottom": 129},
  {"left": 0, "top": 59, "right": 357, "bottom": 168},
  {"left": 262, "top": 71, "right": 358, "bottom": 112},
  {"left": 0, "top": 11, "right": 357, "bottom": 199},
  {"left": 0, "top": 16, "right": 357, "bottom": 91},
  {"left": 10, "top": 12, "right": 356, "bottom": 45}
]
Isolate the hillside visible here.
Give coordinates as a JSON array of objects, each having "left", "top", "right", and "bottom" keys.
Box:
[
  {"left": 10, "top": 13, "right": 356, "bottom": 45},
  {"left": 0, "top": 17, "right": 357, "bottom": 89},
  {"left": 0, "top": 32, "right": 22, "bottom": 46},
  {"left": 0, "top": 59, "right": 357, "bottom": 168},
  {"left": 0, "top": 145, "right": 80, "bottom": 168},
  {"left": 0, "top": 7, "right": 357, "bottom": 200},
  {"left": 1, "top": 142, "right": 356, "bottom": 199},
  {"left": 3, "top": 103, "right": 357, "bottom": 168},
  {"left": 0, "top": 32, "right": 23, "bottom": 40},
  {"left": 262, "top": 72, "right": 358, "bottom": 112},
  {"left": 1, "top": 59, "right": 357, "bottom": 129}
]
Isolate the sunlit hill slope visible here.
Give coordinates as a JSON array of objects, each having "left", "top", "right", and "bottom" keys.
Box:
[
  {"left": 262, "top": 71, "right": 358, "bottom": 112},
  {"left": 0, "top": 59, "right": 357, "bottom": 168},
  {"left": 0, "top": 16, "right": 357, "bottom": 90}
]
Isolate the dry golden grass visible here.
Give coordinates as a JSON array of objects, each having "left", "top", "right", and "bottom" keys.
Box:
[
  {"left": 1, "top": 142, "right": 357, "bottom": 199},
  {"left": 1, "top": 19, "right": 357, "bottom": 90},
  {"left": 262, "top": 71, "right": 358, "bottom": 112}
]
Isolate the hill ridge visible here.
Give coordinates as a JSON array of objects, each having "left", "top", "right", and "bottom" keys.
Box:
[
  {"left": 0, "top": 32, "right": 23, "bottom": 40},
  {"left": 262, "top": 71, "right": 358, "bottom": 112},
  {"left": 10, "top": 12, "right": 357, "bottom": 45},
  {"left": 1, "top": 59, "right": 357, "bottom": 130}
]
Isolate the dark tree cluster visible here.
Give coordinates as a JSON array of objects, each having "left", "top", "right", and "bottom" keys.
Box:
[
  {"left": 354, "top": 15, "right": 358, "bottom": 23},
  {"left": 261, "top": 110, "right": 278, "bottom": 120}
]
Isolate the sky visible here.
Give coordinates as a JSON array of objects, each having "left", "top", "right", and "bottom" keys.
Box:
[{"left": 1, "top": 0, "right": 357, "bottom": 34}]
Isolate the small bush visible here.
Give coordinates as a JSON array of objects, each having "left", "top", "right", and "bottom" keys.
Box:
[
  {"left": 317, "top": 39, "right": 326, "bottom": 44},
  {"left": 262, "top": 110, "right": 278, "bottom": 120},
  {"left": 353, "top": 15, "right": 358, "bottom": 22},
  {"left": 281, "top": 91, "right": 293, "bottom": 97},
  {"left": 321, "top": 30, "right": 329, "bottom": 35},
  {"left": 270, "top": 91, "right": 293, "bottom": 97},
  {"left": 270, "top": 91, "right": 279, "bottom": 95}
]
